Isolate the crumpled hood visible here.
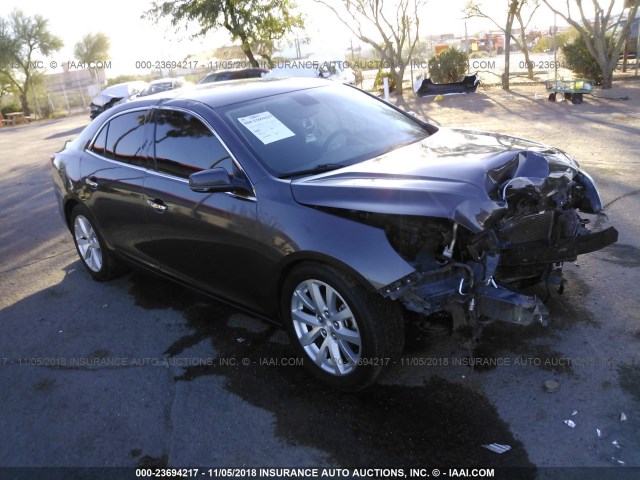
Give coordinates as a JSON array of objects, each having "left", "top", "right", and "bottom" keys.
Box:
[
  {"left": 90, "top": 82, "right": 149, "bottom": 107},
  {"left": 291, "top": 128, "right": 600, "bottom": 232}
]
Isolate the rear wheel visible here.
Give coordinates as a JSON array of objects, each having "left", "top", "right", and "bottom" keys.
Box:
[
  {"left": 572, "top": 93, "right": 583, "bottom": 104},
  {"left": 281, "top": 263, "right": 404, "bottom": 390},
  {"left": 70, "top": 205, "right": 125, "bottom": 281}
]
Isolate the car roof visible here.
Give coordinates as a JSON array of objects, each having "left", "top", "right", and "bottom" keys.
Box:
[
  {"left": 128, "top": 77, "right": 335, "bottom": 110},
  {"left": 204, "top": 68, "right": 267, "bottom": 75},
  {"left": 148, "top": 78, "right": 178, "bottom": 85},
  {"left": 197, "top": 68, "right": 269, "bottom": 84},
  {"left": 100, "top": 81, "right": 148, "bottom": 96}
]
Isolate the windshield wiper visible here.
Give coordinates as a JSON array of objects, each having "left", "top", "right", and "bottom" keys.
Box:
[{"left": 278, "top": 163, "right": 345, "bottom": 179}]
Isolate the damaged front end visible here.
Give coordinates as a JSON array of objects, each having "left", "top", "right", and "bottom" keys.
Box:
[{"left": 374, "top": 151, "right": 618, "bottom": 332}]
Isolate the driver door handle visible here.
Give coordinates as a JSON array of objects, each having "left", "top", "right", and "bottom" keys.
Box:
[
  {"left": 146, "top": 198, "right": 168, "bottom": 213},
  {"left": 85, "top": 177, "right": 98, "bottom": 189}
]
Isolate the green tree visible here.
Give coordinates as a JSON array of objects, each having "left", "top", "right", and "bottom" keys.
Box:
[
  {"left": 316, "top": 0, "right": 425, "bottom": 96},
  {"left": 74, "top": 33, "right": 110, "bottom": 86},
  {"left": 74, "top": 32, "right": 110, "bottom": 65},
  {"left": 428, "top": 47, "right": 469, "bottom": 83},
  {"left": 562, "top": 34, "right": 613, "bottom": 83},
  {"left": 145, "top": 0, "right": 303, "bottom": 68},
  {"left": 542, "top": 0, "right": 639, "bottom": 89},
  {"left": 531, "top": 28, "right": 577, "bottom": 53},
  {"left": 0, "top": 10, "right": 63, "bottom": 116},
  {"left": 373, "top": 68, "right": 396, "bottom": 91},
  {"left": 0, "top": 70, "right": 15, "bottom": 100}
]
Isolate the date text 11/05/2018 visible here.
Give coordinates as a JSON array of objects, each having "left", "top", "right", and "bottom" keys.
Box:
[{"left": 135, "top": 467, "right": 496, "bottom": 478}]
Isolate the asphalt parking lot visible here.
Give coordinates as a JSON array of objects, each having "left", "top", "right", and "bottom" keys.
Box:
[{"left": 1, "top": 81, "right": 639, "bottom": 479}]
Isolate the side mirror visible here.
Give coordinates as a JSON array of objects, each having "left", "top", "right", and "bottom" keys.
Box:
[{"left": 189, "top": 167, "right": 251, "bottom": 195}]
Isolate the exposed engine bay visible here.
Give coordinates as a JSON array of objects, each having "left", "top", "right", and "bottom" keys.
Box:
[
  {"left": 330, "top": 158, "right": 616, "bottom": 339},
  {"left": 374, "top": 154, "right": 617, "bottom": 334},
  {"left": 291, "top": 130, "right": 618, "bottom": 339}
]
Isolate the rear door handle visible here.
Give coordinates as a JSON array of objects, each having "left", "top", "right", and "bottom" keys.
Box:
[
  {"left": 146, "top": 198, "right": 168, "bottom": 213},
  {"left": 85, "top": 177, "right": 98, "bottom": 189}
]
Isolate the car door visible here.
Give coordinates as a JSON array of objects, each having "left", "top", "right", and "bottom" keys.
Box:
[
  {"left": 81, "top": 108, "right": 155, "bottom": 263},
  {"left": 144, "top": 107, "right": 263, "bottom": 309}
]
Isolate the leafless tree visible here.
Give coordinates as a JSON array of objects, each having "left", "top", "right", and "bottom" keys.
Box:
[
  {"left": 315, "top": 0, "right": 426, "bottom": 95},
  {"left": 466, "top": 0, "right": 540, "bottom": 87},
  {"left": 542, "top": 0, "right": 639, "bottom": 88}
]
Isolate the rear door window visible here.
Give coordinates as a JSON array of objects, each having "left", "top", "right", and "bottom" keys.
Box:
[
  {"left": 90, "top": 123, "right": 108, "bottom": 156},
  {"left": 89, "top": 110, "right": 149, "bottom": 167},
  {"left": 104, "top": 111, "right": 149, "bottom": 167}
]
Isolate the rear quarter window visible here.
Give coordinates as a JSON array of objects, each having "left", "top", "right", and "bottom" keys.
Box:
[
  {"left": 89, "top": 123, "right": 108, "bottom": 156},
  {"left": 103, "top": 111, "right": 149, "bottom": 167}
]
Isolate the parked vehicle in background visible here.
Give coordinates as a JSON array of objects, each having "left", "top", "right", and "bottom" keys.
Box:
[
  {"left": 265, "top": 59, "right": 355, "bottom": 84},
  {"left": 53, "top": 78, "right": 617, "bottom": 390},
  {"left": 138, "top": 78, "right": 190, "bottom": 97},
  {"left": 89, "top": 81, "right": 148, "bottom": 119},
  {"left": 197, "top": 68, "right": 269, "bottom": 84}
]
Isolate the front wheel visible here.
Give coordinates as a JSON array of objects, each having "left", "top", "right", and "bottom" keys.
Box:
[
  {"left": 70, "top": 205, "right": 125, "bottom": 281},
  {"left": 281, "top": 263, "right": 404, "bottom": 390}
]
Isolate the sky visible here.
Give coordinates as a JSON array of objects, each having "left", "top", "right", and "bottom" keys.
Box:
[{"left": 0, "top": 0, "right": 630, "bottom": 78}]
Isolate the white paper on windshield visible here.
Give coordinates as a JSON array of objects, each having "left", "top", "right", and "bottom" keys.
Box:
[{"left": 237, "top": 111, "right": 295, "bottom": 145}]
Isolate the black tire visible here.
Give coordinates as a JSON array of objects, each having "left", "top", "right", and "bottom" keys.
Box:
[
  {"left": 69, "top": 204, "right": 126, "bottom": 281},
  {"left": 572, "top": 93, "right": 583, "bottom": 104},
  {"left": 281, "top": 262, "right": 404, "bottom": 391},
  {"left": 548, "top": 92, "right": 556, "bottom": 102}
]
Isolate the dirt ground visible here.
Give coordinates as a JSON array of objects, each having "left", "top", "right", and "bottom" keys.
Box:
[{"left": 393, "top": 78, "right": 639, "bottom": 173}]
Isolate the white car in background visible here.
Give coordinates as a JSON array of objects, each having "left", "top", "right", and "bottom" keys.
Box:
[
  {"left": 264, "top": 59, "right": 355, "bottom": 84},
  {"left": 138, "top": 77, "right": 191, "bottom": 97},
  {"left": 89, "top": 81, "right": 148, "bottom": 119}
]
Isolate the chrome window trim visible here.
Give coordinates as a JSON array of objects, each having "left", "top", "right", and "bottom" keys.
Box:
[
  {"left": 85, "top": 151, "right": 257, "bottom": 203},
  {"left": 85, "top": 150, "right": 156, "bottom": 175},
  {"left": 86, "top": 106, "right": 152, "bottom": 155},
  {"left": 84, "top": 105, "right": 256, "bottom": 202},
  {"left": 147, "top": 168, "right": 189, "bottom": 184},
  {"left": 151, "top": 105, "right": 257, "bottom": 201}
]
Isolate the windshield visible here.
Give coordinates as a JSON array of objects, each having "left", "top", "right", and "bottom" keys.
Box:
[{"left": 218, "top": 84, "right": 432, "bottom": 177}]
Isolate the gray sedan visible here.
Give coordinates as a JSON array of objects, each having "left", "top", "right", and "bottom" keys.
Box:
[{"left": 52, "top": 78, "right": 617, "bottom": 390}]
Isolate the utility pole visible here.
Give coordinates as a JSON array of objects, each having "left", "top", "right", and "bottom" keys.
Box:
[
  {"left": 636, "top": 15, "right": 640, "bottom": 76},
  {"left": 295, "top": 34, "right": 301, "bottom": 59},
  {"left": 464, "top": 22, "right": 469, "bottom": 53},
  {"left": 553, "top": 13, "right": 557, "bottom": 83}
]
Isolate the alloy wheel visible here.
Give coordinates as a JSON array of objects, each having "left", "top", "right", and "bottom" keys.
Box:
[
  {"left": 290, "top": 279, "right": 361, "bottom": 376},
  {"left": 74, "top": 215, "right": 103, "bottom": 272}
]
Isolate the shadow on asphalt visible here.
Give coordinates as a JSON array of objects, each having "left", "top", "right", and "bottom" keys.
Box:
[
  {"left": 128, "top": 272, "right": 535, "bottom": 473},
  {"left": 45, "top": 125, "right": 86, "bottom": 141}
]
